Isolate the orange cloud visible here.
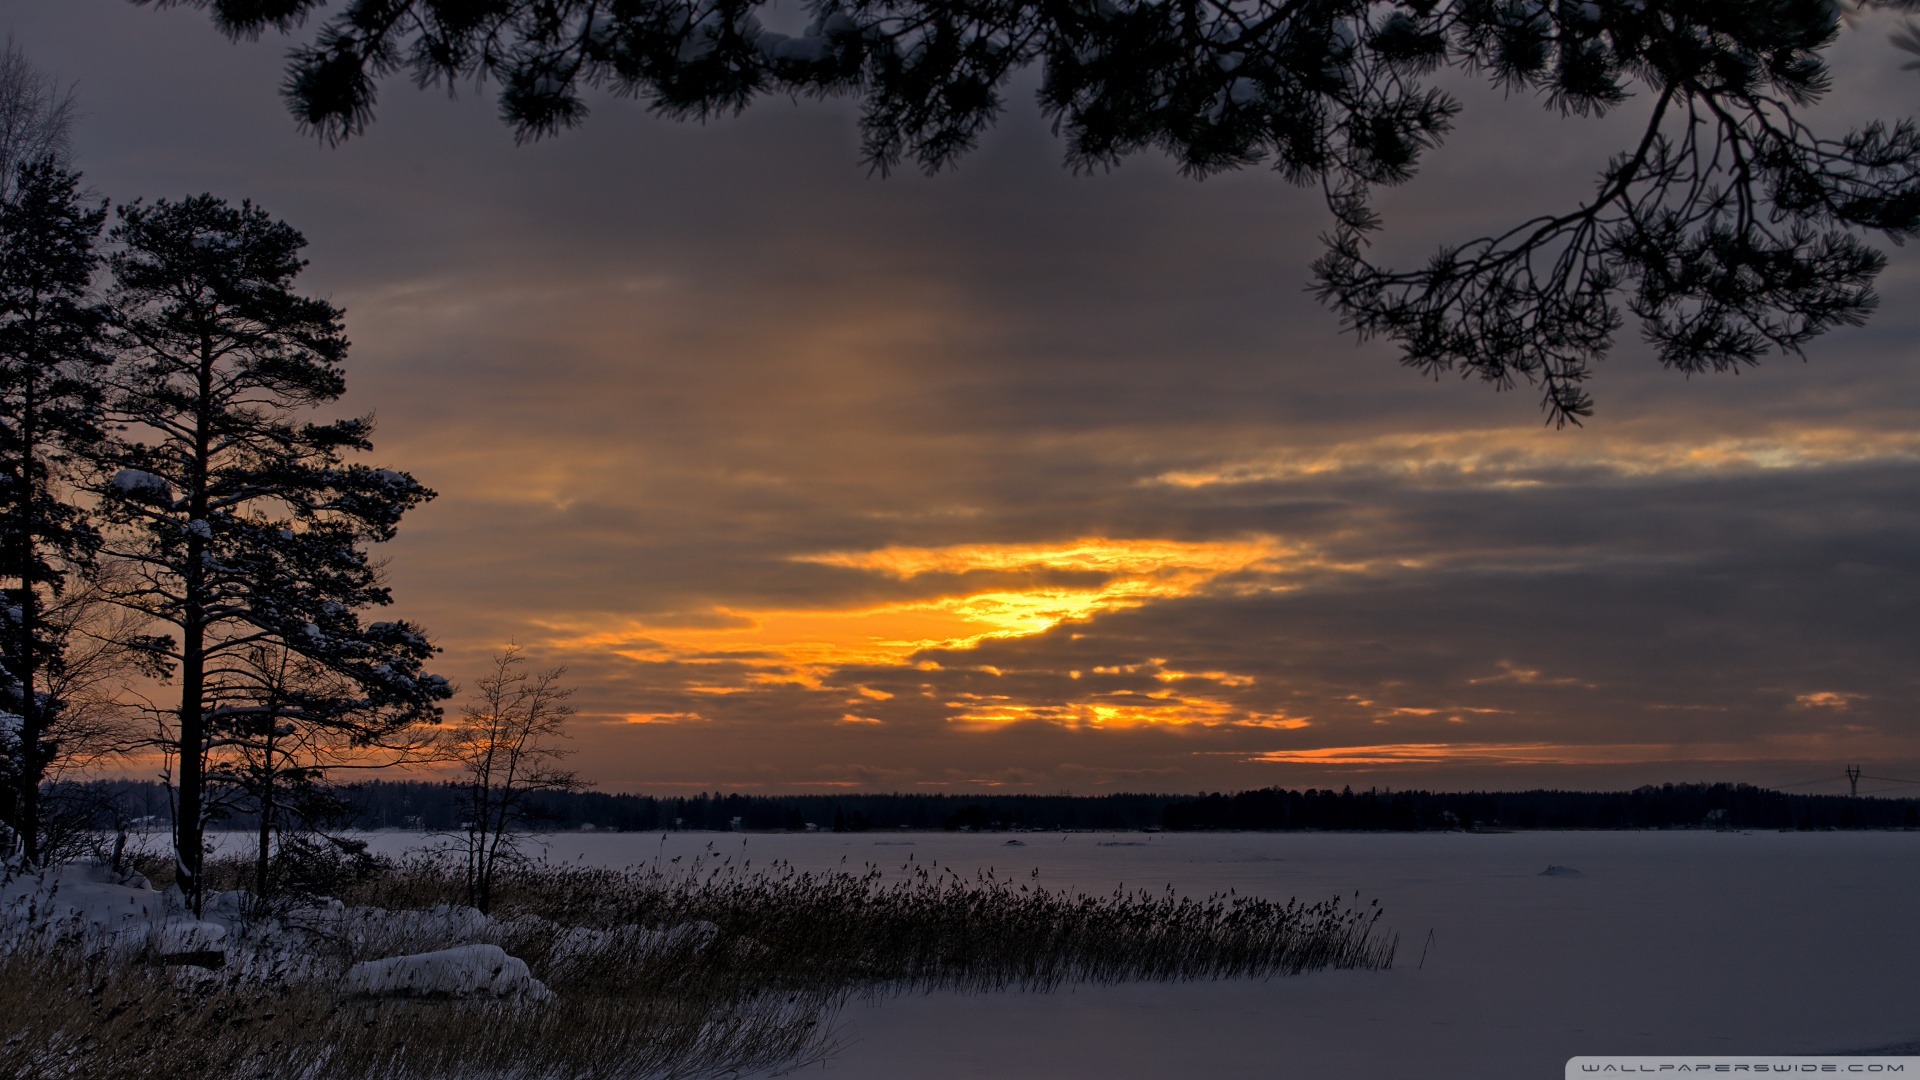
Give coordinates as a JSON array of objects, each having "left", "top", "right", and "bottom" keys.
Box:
[
  {"left": 1245, "top": 743, "right": 1590, "bottom": 765},
  {"left": 792, "top": 537, "right": 1289, "bottom": 639},
  {"left": 1149, "top": 426, "right": 1920, "bottom": 489},
  {"left": 541, "top": 534, "right": 1290, "bottom": 691},
  {"left": 525, "top": 538, "right": 1393, "bottom": 731},
  {"left": 1468, "top": 661, "right": 1593, "bottom": 688},
  {"left": 1241, "top": 731, "right": 1906, "bottom": 768},
  {"left": 620, "top": 711, "right": 708, "bottom": 724},
  {"left": 1794, "top": 691, "right": 1867, "bottom": 710},
  {"left": 796, "top": 537, "right": 1277, "bottom": 578}
]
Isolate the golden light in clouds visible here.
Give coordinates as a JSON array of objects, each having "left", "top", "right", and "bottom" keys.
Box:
[
  {"left": 943, "top": 695, "right": 1311, "bottom": 730},
  {"left": 795, "top": 537, "right": 1290, "bottom": 638},
  {"left": 541, "top": 538, "right": 1304, "bottom": 727},
  {"left": 35, "top": 0, "right": 1920, "bottom": 796},
  {"left": 794, "top": 538, "right": 1279, "bottom": 579},
  {"left": 1794, "top": 692, "right": 1866, "bottom": 710},
  {"left": 1243, "top": 731, "right": 1911, "bottom": 768},
  {"left": 1149, "top": 426, "right": 1920, "bottom": 488},
  {"left": 1245, "top": 743, "right": 1613, "bottom": 766}
]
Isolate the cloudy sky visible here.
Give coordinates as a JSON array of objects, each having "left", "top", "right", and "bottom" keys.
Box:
[{"left": 11, "top": 1, "right": 1920, "bottom": 795}]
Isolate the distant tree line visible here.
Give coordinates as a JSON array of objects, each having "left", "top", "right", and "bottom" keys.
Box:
[
  {"left": 1157, "top": 783, "right": 1920, "bottom": 831},
  {"left": 342, "top": 782, "right": 1175, "bottom": 833},
  {"left": 50, "top": 779, "right": 1920, "bottom": 835},
  {"left": 355, "top": 780, "right": 1920, "bottom": 832}
]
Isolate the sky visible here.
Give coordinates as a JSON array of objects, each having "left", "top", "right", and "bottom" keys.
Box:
[{"left": 9, "top": 0, "right": 1920, "bottom": 796}]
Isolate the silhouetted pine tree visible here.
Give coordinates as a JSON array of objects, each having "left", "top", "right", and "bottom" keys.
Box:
[
  {"left": 0, "top": 157, "right": 107, "bottom": 863},
  {"left": 98, "top": 195, "right": 448, "bottom": 912},
  {"left": 171, "top": 0, "right": 1920, "bottom": 421}
]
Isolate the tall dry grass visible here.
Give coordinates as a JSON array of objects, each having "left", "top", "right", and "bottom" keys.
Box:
[
  {"left": 1, "top": 845, "right": 1394, "bottom": 1079},
  {"left": 0, "top": 946, "right": 836, "bottom": 1080},
  {"left": 380, "top": 850, "right": 1400, "bottom": 992}
]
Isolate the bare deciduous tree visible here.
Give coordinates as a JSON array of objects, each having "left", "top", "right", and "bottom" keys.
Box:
[
  {"left": 207, "top": 643, "right": 439, "bottom": 900},
  {"left": 12, "top": 565, "right": 166, "bottom": 864},
  {"left": 0, "top": 35, "right": 76, "bottom": 201},
  {"left": 440, "top": 646, "right": 585, "bottom": 913},
  {"left": 37, "top": 569, "right": 154, "bottom": 774}
]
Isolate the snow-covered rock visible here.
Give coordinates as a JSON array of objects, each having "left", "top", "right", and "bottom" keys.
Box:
[
  {"left": 4, "top": 859, "right": 707, "bottom": 996},
  {"left": 344, "top": 943, "right": 551, "bottom": 1001},
  {"left": 322, "top": 901, "right": 498, "bottom": 956},
  {"left": 158, "top": 917, "right": 228, "bottom": 963},
  {"left": 661, "top": 919, "right": 721, "bottom": 950},
  {"left": 1, "top": 860, "right": 170, "bottom": 958}
]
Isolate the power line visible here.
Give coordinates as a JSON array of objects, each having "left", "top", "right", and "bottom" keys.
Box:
[
  {"left": 1773, "top": 776, "right": 1845, "bottom": 789},
  {"left": 1770, "top": 771, "right": 1920, "bottom": 793}
]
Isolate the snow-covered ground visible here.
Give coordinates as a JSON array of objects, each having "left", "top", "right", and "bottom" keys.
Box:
[
  {"left": 353, "top": 828, "right": 1920, "bottom": 1079},
  {"left": 1, "top": 859, "right": 559, "bottom": 1001}
]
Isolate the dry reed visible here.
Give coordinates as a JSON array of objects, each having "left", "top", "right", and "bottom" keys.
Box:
[{"left": 1, "top": 844, "right": 1395, "bottom": 1079}]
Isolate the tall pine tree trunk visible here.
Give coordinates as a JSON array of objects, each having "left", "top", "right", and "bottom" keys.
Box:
[
  {"left": 11, "top": 367, "right": 41, "bottom": 864},
  {"left": 174, "top": 345, "right": 215, "bottom": 915},
  {"left": 255, "top": 724, "right": 274, "bottom": 900},
  {"left": 14, "top": 563, "right": 39, "bottom": 866},
  {"left": 176, "top": 607, "right": 205, "bottom": 913},
  {"left": 0, "top": 162, "right": 105, "bottom": 870}
]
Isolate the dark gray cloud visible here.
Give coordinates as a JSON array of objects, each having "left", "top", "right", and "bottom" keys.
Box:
[{"left": 14, "top": 0, "right": 1920, "bottom": 793}]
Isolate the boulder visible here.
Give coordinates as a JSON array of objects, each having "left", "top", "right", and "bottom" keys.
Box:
[{"left": 345, "top": 943, "right": 551, "bottom": 1001}]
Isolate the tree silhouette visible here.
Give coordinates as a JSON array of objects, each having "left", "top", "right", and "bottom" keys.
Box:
[
  {"left": 99, "top": 195, "right": 448, "bottom": 911},
  {"left": 0, "top": 159, "right": 108, "bottom": 864},
  {"left": 440, "top": 646, "right": 584, "bottom": 914},
  {"left": 0, "top": 35, "right": 78, "bottom": 200},
  {"left": 145, "top": 0, "right": 1920, "bottom": 420}
]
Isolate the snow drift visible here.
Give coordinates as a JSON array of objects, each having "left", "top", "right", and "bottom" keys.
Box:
[{"left": 344, "top": 942, "right": 551, "bottom": 1000}]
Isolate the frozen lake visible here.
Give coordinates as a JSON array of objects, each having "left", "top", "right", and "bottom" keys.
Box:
[{"left": 355, "top": 829, "right": 1920, "bottom": 1078}]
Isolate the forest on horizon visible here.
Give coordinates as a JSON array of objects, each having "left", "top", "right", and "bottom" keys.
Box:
[{"left": 62, "top": 778, "right": 1920, "bottom": 835}]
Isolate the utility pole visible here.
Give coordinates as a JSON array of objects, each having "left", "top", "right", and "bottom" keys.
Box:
[{"left": 1846, "top": 765, "right": 1861, "bottom": 797}]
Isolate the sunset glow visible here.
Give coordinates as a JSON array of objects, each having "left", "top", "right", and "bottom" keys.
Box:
[
  {"left": 1149, "top": 426, "right": 1920, "bottom": 489},
  {"left": 548, "top": 538, "right": 1282, "bottom": 661},
  {"left": 540, "top": 538, "right": 1311, "bottom": 728},
  {"left": 40, "top": 0, "right": 1916, "bottom": 793},
  {"left": 29, "top": 10, "right": 1920, "bottom": 1073}
]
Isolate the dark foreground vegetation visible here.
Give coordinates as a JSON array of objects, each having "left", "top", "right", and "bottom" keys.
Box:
[
  {"left": 0, "top": 946, "right": 831, "bottom": 1080},
  {"left": 344, "top": 851, "right": 1396, "bottom": 990},
  {"left": 0, "top": 848, "right": 1394, "bottom": 1080},
  {"left": 52, "top": 779, "right": 1920, "bottom": 838}
]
